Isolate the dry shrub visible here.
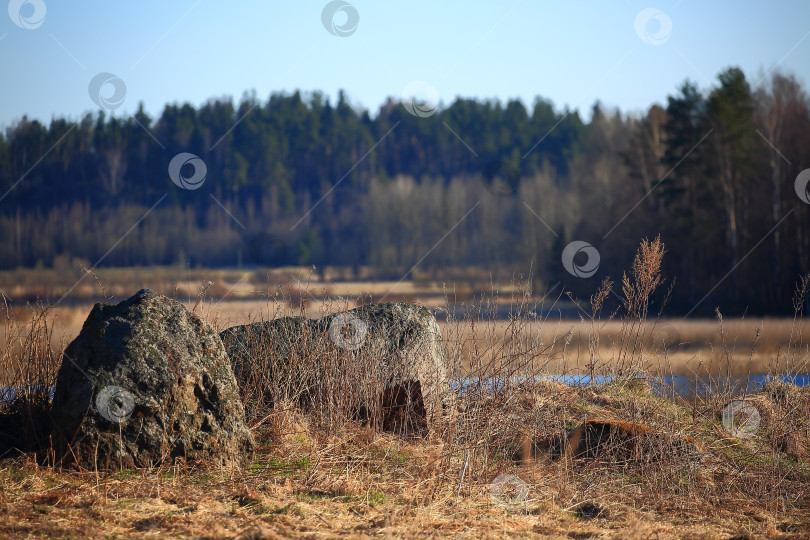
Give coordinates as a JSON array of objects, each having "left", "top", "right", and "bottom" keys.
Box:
[
  {"left": 0, "top": 296, "right": 62, "bottom": 457},
  {"left": 762, "top": 381, "right": 810, "bottom": 461},
  {"left": 223, "top": 300, "right": 439, "bottom": 439},
  {"left": 433, "top": 241, "right": 810, "bottom": 518}
]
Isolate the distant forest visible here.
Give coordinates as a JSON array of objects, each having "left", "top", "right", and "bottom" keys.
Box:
[{"left": 1, "top": 66, "right": 809, "bottom": 315}]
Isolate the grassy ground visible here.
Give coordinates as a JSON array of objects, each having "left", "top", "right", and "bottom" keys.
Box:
[
  {"left": 2, "top": 240, "right": 810, "bottom": 538},
  {"left": 2, "top": 380, "right": 809, "bottom": 539}
]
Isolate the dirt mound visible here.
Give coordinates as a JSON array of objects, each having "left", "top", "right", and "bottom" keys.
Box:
[
  {"left": 566, "top": 418, "right": 706, "bottom": 462},
  {"left": 716, "top": 382, "right": 810, "bottom": 462}
]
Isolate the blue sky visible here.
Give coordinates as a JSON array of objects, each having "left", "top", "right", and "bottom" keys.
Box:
[{"left": 1, "top": 1, "right": 809, "bottom": 128}]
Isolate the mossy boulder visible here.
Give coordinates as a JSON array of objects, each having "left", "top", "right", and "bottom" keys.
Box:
[
  {"left": 52, "top": 289, "right": 254, "bottom": 468},
  {"left": 220, "top": 302, "right": 451, "bottom": 435}
]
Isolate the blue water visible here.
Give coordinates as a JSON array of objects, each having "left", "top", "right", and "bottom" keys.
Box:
[
  {"left": 653, "top": 373, "right": 810, "bottom": 398},
  {"left": 452, "top": 374, "right": 613, "bottom": 393},
  {"left": 452, "top": 373, "right": 810, "bottom": 398},
  {"left": 0, "top": 385, "right": 54, "bottom": 403}
]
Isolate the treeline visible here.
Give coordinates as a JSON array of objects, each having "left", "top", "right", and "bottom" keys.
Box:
[{"left": 1, "top": 67, "right": 809, "bottom": 315}]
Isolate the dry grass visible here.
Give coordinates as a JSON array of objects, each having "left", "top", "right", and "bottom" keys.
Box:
[
  {"left": 4, "top": 306, "right": 807, "bottom": 380},
  {"left": 0, "top": 264, "right": 517, "bottom": 306},
  {"left": 1, "top": 240, "right": 810, "bottom": 537},
  {"left": 1, "top": 381, "right": 808, "bottom": 538}
]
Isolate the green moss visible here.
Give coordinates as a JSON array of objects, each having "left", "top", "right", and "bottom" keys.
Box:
[
  {"left": 113, "top": 469, "right": 139, "bottom": 481},
  {"left": 296, "top": 490, "right": 332, "bottom": 502},
  {"left": 336, "top": 491, "right": 386, "bottom": 505},
  {"left": 6, "top": 467, "right": 28, "bottom": 483},
  {"left": 391, "top": 450, "right": 410, "bottom": 464},
  {"left": 367, "top": 491, "right": 386, "bottom": 505},
  {"left": 258, "top": 456, "right": 310, "bottom": 476}
]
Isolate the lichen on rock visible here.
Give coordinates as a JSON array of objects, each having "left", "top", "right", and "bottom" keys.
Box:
[
  {"left": 220, "top": 302, "right": 451, "bottom": 435},
  {"left": 52, "top": 289, "right": 254, "bottom": 469}
]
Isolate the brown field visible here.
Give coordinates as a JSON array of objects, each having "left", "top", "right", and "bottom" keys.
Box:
[
  {"left": 3, "top": 263, "right": 808, "bottom": 379},
  {"left": 4, "top": 297, "right": 808, "bottom": 382}
]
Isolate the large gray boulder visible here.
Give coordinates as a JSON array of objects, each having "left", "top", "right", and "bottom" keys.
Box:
[
  {"left": 220, "top": 303, "right": 450, "bottom": 435},
  {"left": 52, "top": 289, "right": 254, "bottom": 468}
]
